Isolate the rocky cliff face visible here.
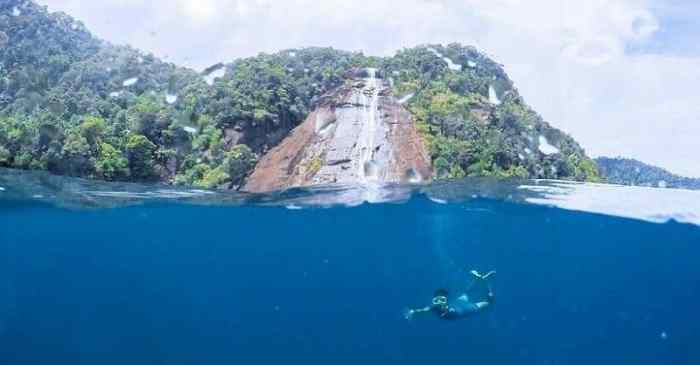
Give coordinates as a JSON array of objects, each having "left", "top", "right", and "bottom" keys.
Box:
[{"left": 244, "top": 69, "right": 431, "bottom": 192}]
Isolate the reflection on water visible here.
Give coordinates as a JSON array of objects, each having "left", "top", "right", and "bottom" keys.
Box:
[{"left": 1, "top": 168, "right": 699, "bottom": 226}]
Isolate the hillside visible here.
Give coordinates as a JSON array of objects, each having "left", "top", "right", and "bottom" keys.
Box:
[
  {"left": 0, "top": 0, "right": 599, "bottom": 191},
  {"left": 596, "top": 157, "right": 700, "bottom": 190}
]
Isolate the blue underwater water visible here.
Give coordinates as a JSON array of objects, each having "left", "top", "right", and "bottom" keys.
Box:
[{"left": 1, "top": 173, "right": 700, "bottom": 364}]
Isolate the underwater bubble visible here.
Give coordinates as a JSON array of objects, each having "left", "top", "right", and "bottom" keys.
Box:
[
  {"left": 203, "top": 67, "right": 225, "bottom": 86},
  {"left": 363, "top": 161, "right": 379, "bottom": 180},
  {"left": 538, "top": 136, "right": 559, "bottom": 155},
  {"left": 660, "top": 331, "right": 668, "bottom": 340},
  {"left": 444, "top": 57, "right": 462, "bottom": 71},
  {"left": 488, "top": 85, "right": 501, "bottom": 105},
  {"left": 429, "top": 197, "right": 448, "bottom": 205},
  {"left": 123, "top": 77, "right": 139, "bottom": 87},
  {"left": 398, "top": 93, "right": 415, "bottom": 104},
  {"left": 428, "top": 48, "right": 462, "bottom": 71},
  {"left": 405, "top": 168, "right": 422, "bottom": 184},
  {"left": 11, "top": 7, "right": 21, "bottom": 17},
  {"left": 166, "top": 94, "right": 178, "bottom": 104}
]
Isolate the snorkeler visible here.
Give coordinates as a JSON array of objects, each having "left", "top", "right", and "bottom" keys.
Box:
[{"left": 404, "top": 270, "right": 496, "bottom": 321}]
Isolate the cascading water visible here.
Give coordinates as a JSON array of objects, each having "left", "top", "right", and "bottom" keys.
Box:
[{"left": 357, "top": 68, "right": 381, "bottom": 183}]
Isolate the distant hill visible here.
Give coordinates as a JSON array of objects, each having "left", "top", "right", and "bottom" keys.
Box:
[
  {"left": 1, "top": 0, "right": 600, "bottom": 190},
  {"left": 595, "top": 157, "right": 700, "bottom": 190}
]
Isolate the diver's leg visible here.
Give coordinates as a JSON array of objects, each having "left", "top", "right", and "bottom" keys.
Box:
[
  {"left": 470, "top": 270, "right": 496, "bottom": 280},
  {"left": 466, "top": 270, "right": 496, "bottom": 294},
  {"left": 472, "top": 283, "right": 495, "bottom": 311}
]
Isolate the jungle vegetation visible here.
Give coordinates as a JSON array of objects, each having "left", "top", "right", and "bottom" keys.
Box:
[{"left": 0, "top": 0, "right": 599, "bottom": 189}]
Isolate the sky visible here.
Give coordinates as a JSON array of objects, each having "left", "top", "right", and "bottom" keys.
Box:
[{"left": 38, "top": 0, "right": 700, "bottom": 177}]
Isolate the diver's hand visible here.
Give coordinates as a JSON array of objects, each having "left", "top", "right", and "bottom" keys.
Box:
[{"left": 403, "top": 308, "right": 415, "bottom": 321}]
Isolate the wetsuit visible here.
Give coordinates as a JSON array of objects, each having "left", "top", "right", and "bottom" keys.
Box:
[{"left": 433, "top": 292, "right": 494, "bottom": 320}]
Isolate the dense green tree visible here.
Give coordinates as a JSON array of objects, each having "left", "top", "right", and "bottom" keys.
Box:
[
  {"left": 125, "top": 134, "right": 157, "bottom": 180},
  {"left": 223, "top": 145, "right": 257, "bottom": 186},
  {"left": 61, "top": 129, "right": 93, "bottom": 175},
  {"left": 95, "top": 143, "right": 129, "bottom": 180},
  {"left": 80, "top": 115, "right": 107, "bottom": 146}
]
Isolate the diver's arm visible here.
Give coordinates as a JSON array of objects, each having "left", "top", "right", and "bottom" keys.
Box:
[{"left": 404, "top": 306, "right": 432, "bottom": 320}]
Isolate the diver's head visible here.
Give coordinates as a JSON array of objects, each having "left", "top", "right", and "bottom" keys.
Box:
[{"left": 432, "top": 289, "right": 449, "bottom": 309}]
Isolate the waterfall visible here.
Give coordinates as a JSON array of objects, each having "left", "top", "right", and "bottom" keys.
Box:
[{"left": 357, "top": 68, "right": 381, "bottom": 183}]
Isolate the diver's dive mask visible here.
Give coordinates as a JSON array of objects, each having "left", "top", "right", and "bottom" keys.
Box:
[{"left": 432, "top": 295, "right": 448, "bottom": 306}]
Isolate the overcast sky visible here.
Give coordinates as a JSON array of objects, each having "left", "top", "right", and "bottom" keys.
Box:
[{"left": 39, "top": 0, "right": 700, "bottom": 177}]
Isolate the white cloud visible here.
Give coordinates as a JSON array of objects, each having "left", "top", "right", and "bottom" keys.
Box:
[{"left": 38, "top": 0, "right": 700, "bottom": 176}]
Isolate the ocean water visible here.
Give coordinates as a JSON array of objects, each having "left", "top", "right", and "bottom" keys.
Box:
[{"left": 1, "top": 169, "right": 700, "bottom": 364}]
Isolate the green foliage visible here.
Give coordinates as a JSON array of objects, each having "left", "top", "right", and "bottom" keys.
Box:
[
  {"left": 80, "top": 115, "right": 107, "bottom": 145},
  {"left": 95, "top": 143, "right": 129, "bottom": 180},
  {"left": 61, "top": 129, "right": 93, "bottom": 175},
  {"left": 382, "top": 44, "right": 597, "bottom": 182},
  {"left": 125, "top": 134, "right": 157, "bottom": 180},
  {"left": 595, "top": 157, "right": 700, "bottom": 189},
  {"left": 223, "top": 145, "right": 257, "bottom": 186},
  {"left": 307, "top": 155, "right": 323, "bottom": 176},
  {"left": 198, "top": 167, "right": 230, "bottom": 189},
  {"left": 0, "top": 2, "right": 600, "bottom": 187},
  {"left": 174, "top": 163, "right": 229, "bottom": 189}
]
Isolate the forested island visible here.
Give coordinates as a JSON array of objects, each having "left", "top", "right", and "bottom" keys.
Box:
[
  {"left": 1, "top": 0, "right": 600, "bottom": 190},
  {"left": 596, "top": 157, "right": 700, "bottom": 190}
]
